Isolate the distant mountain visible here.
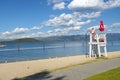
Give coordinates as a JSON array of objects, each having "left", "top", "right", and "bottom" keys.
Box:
[
  {"left": 39, "top": 33, "right": 120, "bottom": 42},
  {"left": 36, "top": 35, "right": 88, "bottom": 42},
  {"left": 1, "top": 38, "right": 40, "bottom": 43}
]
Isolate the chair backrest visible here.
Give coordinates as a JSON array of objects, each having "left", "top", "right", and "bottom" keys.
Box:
[{"left": 97, "top": 33, "right": 106, "bottom": 46}]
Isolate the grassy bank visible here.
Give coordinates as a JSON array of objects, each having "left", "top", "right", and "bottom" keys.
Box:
[{"left": 84, "top": 67, "right": 120, "bottom": 80}]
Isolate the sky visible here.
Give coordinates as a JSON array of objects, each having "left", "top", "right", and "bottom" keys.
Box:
[{"left": 0, "top": 0, "right": 120, "bottom": 39}]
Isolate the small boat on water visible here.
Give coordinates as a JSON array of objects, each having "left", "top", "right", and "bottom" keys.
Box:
[{"left": 0, "top": 44, "right": 6, "bottom": 48}]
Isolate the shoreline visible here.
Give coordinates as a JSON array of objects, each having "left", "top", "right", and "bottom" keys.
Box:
[
  {"left": 0, "top": 51, "right": 120, "bottom": 80},
  {"left": 0, "top": 51, "right": 119, "bottom": 64}
]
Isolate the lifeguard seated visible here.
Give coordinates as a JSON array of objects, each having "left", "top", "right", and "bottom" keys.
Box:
[{"left": 90, "top": 27, "right": 96, "bottom": 42}]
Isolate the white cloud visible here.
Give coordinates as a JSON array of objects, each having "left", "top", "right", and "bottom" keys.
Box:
[
  {"left": 44, "top": 12, "right": 96, "bottom": 36},
  {"left": 48, "top": 0, "right": 62, "bottom": 4},
  {"left": 12, "top": 28, "right": 29, "bottom": 34},
  {"left": 31, "top": 26, "right": 43, "bottom": 30},
  {"left": 37, "top": 26, "right": 82, "bottom": 37},
  {"left": 0, "top": 26, "right": 44, "bottom": 39},
  {"left": 76, "top": 20, "right": 92, "bottom": 26},
  {"left": 68, "top": 0, "right": 103, "bottom": 11},
  {"left": 68, "top": 0, "right": 120, "bottom": 11},
  {"left": 45, "top": 13, "right": 93, "bottom": 28},
  {"left": 53, "top": 2, "right": 65, "bottom": 10},
  {"left": 111, "top": 22, "right": 120, "bottom": 28},
  {"left": 49, "top": 0, "right": 120, "bottom": 12},
  {"left": 78, "top": 12, "right": 101, "bottom": 18},
  {"left": 1, "top": 28, "right": 29, "bottom": 36},
  {"left": 0, "top": 27, "right": 29, "bottom": 39},
  {"left": 103, "top": 0, "right": 120, "bottom": 9},
  {"left": 1, "top": 31, "right": 12, "bottom": 36},
  {"left": 48, "top": 0, "right": 65, "bottom": 5},
  {"left": 46, "top": 27, "right": 81, "bottom": 36},
  {"left": 104, "top": 22, "right": 120, "bottom": 33},
  {"left": 45, "top": 13, "right": 73, "bottom": 27},
  {"left": 106, "top": 22, "right": 120, "bottom": 33}
]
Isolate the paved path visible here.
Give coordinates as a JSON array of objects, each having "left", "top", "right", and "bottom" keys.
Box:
[{"left": 46, "top": 58, "right": 120, "bottom": 80}]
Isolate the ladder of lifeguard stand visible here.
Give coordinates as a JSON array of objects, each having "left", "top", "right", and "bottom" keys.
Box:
[{"left": 89, "top": 33, "right": 107, "bottom": 58}]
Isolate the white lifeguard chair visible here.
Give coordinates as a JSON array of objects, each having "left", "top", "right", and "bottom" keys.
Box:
[
  {"left": 89, "top": 33, "right": 107, "bottom": 58},
  {"left": 88, "top": 20, "right": 107, "bottom": 58}
]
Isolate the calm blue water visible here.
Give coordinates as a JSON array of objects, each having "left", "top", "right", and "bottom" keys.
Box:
[{"left": 0, "top": 41, "right": 120, "bottom": 63}]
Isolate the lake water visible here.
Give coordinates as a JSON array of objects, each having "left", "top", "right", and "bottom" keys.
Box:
[{"left": 0, "top": 41, "right": 120, "bottom": 63}]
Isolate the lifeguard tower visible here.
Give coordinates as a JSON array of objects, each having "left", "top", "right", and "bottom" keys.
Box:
[{"left": 89, "top": 20, "right": 107, "bottom": 58}]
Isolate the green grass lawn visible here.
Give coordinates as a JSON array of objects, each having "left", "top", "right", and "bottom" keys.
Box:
[{"left": 84, "top": 67, "right": 120, "bottom": 80}]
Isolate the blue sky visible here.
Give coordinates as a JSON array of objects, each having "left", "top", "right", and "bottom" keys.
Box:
[{"left": 0, "top": 0, "right": 120, "bottom": 39}]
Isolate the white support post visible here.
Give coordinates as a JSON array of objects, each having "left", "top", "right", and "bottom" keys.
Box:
[
  {"left": 96, "top": 34, "right": 101, "bottom": 57},
  {"left": 89, "top": 34, "right": 92, "bottom": 58},
  {"left": 97, "top": 44, "right": 101, "bottom": 57},
  {"left": 104, "top": 46, "right": 107, "bottom": 57},
  {"left": 89, "top": 44, "right": 92, "bottom": 58},
  {"left": 104, "top": 34, "right": 107, "bottom": 57}
]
